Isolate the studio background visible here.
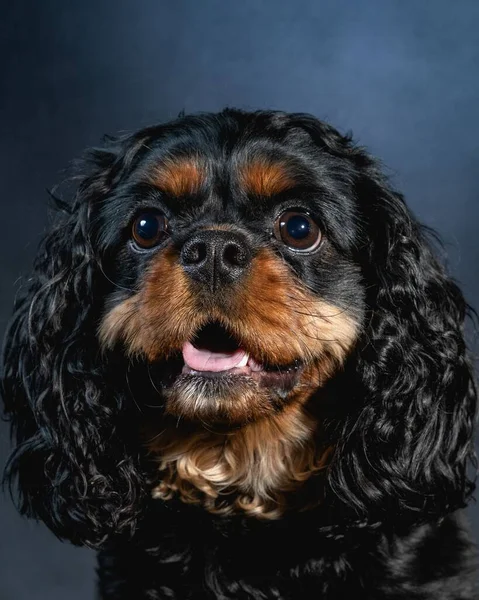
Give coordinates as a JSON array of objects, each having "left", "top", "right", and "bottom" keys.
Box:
[{"left": 1, "top": 1, "right": 478, "bottom": 598}]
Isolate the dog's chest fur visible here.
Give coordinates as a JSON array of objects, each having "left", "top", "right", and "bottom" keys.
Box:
[{"left": 147, "top": 405, "right": 330, "bottom": 519}]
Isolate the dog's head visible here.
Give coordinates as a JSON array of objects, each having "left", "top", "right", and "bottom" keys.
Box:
[
  {"left": 98, "top": 113, "right": 363, "bottom": 427},
  {"left": 2, "top": 110, "right": 476, "bottom": 547}
]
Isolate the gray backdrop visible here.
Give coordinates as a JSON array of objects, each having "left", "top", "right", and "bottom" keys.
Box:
[{"left": 1, "top": 1, "right": 478, "bottom": 598}]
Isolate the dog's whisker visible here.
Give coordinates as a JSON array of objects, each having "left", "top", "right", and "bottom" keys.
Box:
[
  {"left": 197, "top": 417, "right": 222, "bottom": 435},
  {"left": 144, "top": 428, "right": 166, "bottom": 444},
  {"left": 125, "top": 365, "right": 144, "bottom": 414},
  {"left": 97, "top": 261, "right": 137, "bottom": 293},
  {"left": 146, "top": 362, "right": 164, "bottom": 398}
]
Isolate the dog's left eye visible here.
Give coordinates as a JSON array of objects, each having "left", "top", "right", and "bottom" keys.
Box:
[
  {"left": 132, "top": 211, "right": 169, "bottom": 248},
  {"left": 273, "top": 211, "right": 322, "bottom": 252}
]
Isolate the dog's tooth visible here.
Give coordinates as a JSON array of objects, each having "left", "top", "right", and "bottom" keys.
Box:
[{"left": 236, "top": 352, "right": 249, "bottom": 367}]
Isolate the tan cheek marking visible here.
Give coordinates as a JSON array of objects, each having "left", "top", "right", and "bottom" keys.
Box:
[
  {"left": 239, "top": 158, "right": 294, "bottom": 197},
  {"left": 99, "top": 296, "right": 139, "bottom": 350},
  {"left": 149, "top": 156, "right": 205, "bottom": 197},
  {"left": 231, "top": 248, "right": 359, "bottom": 370},
  {"left": 98, "top": 246, "right": 199, "bottom": 360}
]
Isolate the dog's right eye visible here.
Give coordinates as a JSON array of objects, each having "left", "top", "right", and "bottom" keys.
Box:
[
  {"left": 273, "top": 210, "right": 322, "bottom": 253},
  {"left": 132, "top": 211, "right": 169, "bottom": 249}
]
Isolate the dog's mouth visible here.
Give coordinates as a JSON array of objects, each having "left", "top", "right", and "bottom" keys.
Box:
[
  {"left": 181, "top": 320, "right": 302, "bottom": 389},
  {"left": 145, "top": 320, "right": 305, "bottom": 424}
]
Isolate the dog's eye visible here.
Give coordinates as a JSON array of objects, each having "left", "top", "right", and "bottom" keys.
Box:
[
  {"left": 132, "top": 212, "right": 169, "bottom": 248},
  {"left": 273, "top": 211, "right": 322, "bottom": 252}
]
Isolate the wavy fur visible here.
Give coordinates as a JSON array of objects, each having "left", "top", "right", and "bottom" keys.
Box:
[{"left": 1, "top": 109, "right": 477, "bottom": 597}]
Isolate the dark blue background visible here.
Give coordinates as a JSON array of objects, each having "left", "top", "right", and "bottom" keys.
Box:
[{"left": 1, "top": 1, "right": 478, "bottom": 598}]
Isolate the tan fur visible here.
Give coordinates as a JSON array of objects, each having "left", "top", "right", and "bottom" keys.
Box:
[
  {"left": 99, "top": 246, "right": 200, "bottom": 360},
  {"left": 231, "top": 249, "right": 358, "bottom": 371},
  {"left": 148, "top": 156, "right": 205, "bottom": 197},
  {"left": 239, "top": 158, "right": 294, "bottom": 197},
  {"left": 149, "top": 403, "right": 329, "bottom": 519}
]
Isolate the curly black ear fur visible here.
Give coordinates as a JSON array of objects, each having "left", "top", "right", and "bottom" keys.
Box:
[
  {"left": 1, "top": 134, "right": 153, "bottom": 548},
  {"left": 325, "top": 137, "right": 477, "bottom": 525},
  {"left": 292, "top": 113, "right": 477, "bottom": 524}
]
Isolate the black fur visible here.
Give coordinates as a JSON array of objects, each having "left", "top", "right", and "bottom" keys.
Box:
[{"left": 2, "top": 109, "right": 478, "bottom": 598}]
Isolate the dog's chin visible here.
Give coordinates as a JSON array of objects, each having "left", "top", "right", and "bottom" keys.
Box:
[{"left": 160, "top": 361, "right": 303, "bottom": 426}]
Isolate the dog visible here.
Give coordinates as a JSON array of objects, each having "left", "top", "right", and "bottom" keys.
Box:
[{"left": 2, "top": 109, "right": 478, "bottom": 599}]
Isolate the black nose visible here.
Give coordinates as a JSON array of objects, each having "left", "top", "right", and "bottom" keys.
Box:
[{"left": 180, "top": 230, "right": 252, "bottom": 290}]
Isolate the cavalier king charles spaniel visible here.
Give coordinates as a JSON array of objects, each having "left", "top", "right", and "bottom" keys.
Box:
[{"left": 2, "top": 109, "right": 478, "bottom": 599}]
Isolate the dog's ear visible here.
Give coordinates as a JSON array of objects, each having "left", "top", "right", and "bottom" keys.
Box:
[
  {"left": 1, "top": 133, "right": 152, "bottom": 547},
  {"left": 326, "top": 152, "right": 477, "bottom": 525}
]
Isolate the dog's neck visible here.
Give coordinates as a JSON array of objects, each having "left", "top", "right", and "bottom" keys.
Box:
[{"left": 147, "top": 404, "right": 327, "bottom": 519}]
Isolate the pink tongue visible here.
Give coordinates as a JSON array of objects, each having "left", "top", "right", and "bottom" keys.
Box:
[{"left": 182, "top": 341, "right": 247, "bottom": 372}]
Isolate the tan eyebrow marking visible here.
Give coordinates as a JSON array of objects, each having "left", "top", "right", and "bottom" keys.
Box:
[
  {"left": 149, "top": 157, "right": 205, "bottom": 197},
  {"left": 239, "top": 158, "right": 294, "bottom": 197}
]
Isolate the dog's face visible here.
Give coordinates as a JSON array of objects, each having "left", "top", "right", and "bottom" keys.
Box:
[{"left": 98, "top": 113, "right": 365, "bottom": 427}]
